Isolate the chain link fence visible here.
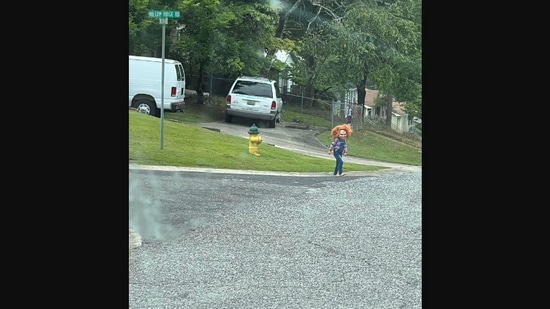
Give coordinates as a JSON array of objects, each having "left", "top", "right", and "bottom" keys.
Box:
[{"left": 281, "top": 91, "right": 366, "bottom": 130}]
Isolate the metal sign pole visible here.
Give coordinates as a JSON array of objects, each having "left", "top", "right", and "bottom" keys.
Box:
[
  {"left": 147, "top": 10, "right": 180, "bottom": 150},
  {"left": 160, "top": 17, "right": 167, "bottom": 150}
]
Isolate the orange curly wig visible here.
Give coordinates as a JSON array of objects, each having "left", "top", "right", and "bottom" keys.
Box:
[{"left": 330, "top": 124, "right": 353, "bottom": 140}]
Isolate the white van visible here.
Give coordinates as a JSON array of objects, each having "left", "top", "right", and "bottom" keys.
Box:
[{"left": 129, "top": 55, "right": 186, "bottom": 117}]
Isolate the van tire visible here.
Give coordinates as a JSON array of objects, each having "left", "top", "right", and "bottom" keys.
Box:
[
  {"left": 134, "top": 100, "right": 158, "bottom": 117},
  {"left": 268, "top": 117, "right": 276, "bottom": 128}
]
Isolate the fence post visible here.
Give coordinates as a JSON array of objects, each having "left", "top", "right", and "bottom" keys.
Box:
[{"left": 301, "top": 88, "right": 304, "bottom": 114}]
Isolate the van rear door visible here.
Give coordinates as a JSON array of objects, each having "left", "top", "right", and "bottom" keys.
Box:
[
  {"left": 160, "top": 61, "right": 185, "bottom": 111},
  {"left": 163, "top": 62, "right": 185, "bottom": 101},
  {"left": 176, "top": 63, "right": 186, "bottom": 97}
]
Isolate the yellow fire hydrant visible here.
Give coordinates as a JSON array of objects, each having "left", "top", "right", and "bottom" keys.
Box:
[{"left": 248, "top": 123, "right": 263, "bottom": 156}]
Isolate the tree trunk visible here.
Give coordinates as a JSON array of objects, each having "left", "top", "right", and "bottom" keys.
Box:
[
  {"left": 357, "top": 78, "right": 366, "bottom": 119},
  {"left": 385, "top": 95, "right": 393, "bottom": 127},
  {"left": 195, "top": 63, "right": 205, "bottom": 104},
  {"left": 306, "top": 84, "right": 315, "bottom": 109}
]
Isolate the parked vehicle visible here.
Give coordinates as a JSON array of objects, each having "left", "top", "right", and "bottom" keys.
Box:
[
  {"left": 225, "top": 76, "right": 283, "bottom": 128},
  {"left": 129, "top": 55, "right": 186, "bottom": 117}
]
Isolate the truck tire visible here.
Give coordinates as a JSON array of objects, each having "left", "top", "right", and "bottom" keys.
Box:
[
  {"left": 224, "top": 112, "right": 232, "bottom": 123},
  {"left": 134, "top": 100, "right": 158, "bottom": 117}
]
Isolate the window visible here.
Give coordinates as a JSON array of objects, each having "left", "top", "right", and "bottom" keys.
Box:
[{"left": 232, "top": 81, "right": 273, "bottom": 98}]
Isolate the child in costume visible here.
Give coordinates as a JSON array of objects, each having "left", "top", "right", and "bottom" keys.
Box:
[{"left": 328, "top": 124, "right": 353, "bottom": 176}]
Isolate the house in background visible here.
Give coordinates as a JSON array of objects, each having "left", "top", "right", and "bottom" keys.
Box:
[
  {"left": 273, "top": 50, "right": 295, "bottom": 94},
  {"left": 363, "top": 88, "right": 378, "bottom": 118},
  {"left": 390, "top": 101, "right": 410, "bottom": 133},
  {"left": 364, "top": 88, "right": 420, "bottom": 134}
]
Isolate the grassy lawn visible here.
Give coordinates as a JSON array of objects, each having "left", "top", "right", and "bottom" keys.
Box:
[
  {"left": 133, "top": 98, "right": 421, "bottom": 169},
  {"left": 130, "top": 111, "right": 385, "bottom": 173},
  {"left": 316, "top": 129, "right": 422, "bottom": 166},
  {"left": 280, "top": 106, "right": 422, "bottom": 165}
]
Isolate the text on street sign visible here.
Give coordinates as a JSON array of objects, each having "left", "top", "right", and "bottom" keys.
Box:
[{"left": 148, "top": 10, "right": 180, "bottom": 18}]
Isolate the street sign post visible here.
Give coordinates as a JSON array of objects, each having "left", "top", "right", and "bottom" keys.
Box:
[{"left": 147, "top": 10, "right": 180, "bottom": 150}]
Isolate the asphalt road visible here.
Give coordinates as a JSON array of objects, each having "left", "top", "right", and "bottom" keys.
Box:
[{"left": 129, "top": 119, "right": 422, "bottom": 308}]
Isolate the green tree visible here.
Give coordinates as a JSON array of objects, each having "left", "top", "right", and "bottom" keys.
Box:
[
  {"left": 169, "top": 0, "right": 223, "bottom": 102},
  {"left": 128, "top": 0, "right": 421, "bottom": 120},
  {"left": 167, "top": 0, "right": 279, "bottom": 100},
  {"left": 129, "top": 0, "right": 184, "bottom": 57},
  {"left": 367, "top": 0, "right": 422, "bottom": 123},
  {"left": 326, "top": 0, "right": 421, "bottom": 124},
  {"left": 129, "top": 0, "right": 156, "bottom": 55},
  {"left": 261, "top": 0, "right": 302, "bottom": 78},
  {"left": 216, "top": 0, "right": 278, "bottom": 77},
  {"left": 282, "top": 0, "right": 354, "bottom": 108}
]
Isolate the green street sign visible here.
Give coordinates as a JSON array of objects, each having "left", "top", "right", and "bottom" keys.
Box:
[{"left": 148, "top": 10, "right": 180, "bottom": 18}]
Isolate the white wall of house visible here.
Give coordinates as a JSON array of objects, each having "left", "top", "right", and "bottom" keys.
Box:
[
  {"left": 363, "top": 105, "right": 372, "bottom": 117},
  {"left": 391, "top": 113, "right": 410, "bottom": 133},
  {"left": 274, "top": 50, "right": 295, "bottom": 93},
  {"left": 344, "top": 88, "right": 358, "bottom": 105}
]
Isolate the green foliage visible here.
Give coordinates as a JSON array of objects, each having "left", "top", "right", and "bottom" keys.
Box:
[
  {"left": 128, "top": 0, "right": 421, "bottom": 118},
  {"left": 403, "top": 101, "right": 422, "bottom": 119},
  {"left": 374, "top": 96, "right": 387, "bottom": 107},
  {"left": 367, "top": 0, "right": 422, "bottom": 103},
  {"left": 168, "top": 0, "right": 222, "bottom": 90}
]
